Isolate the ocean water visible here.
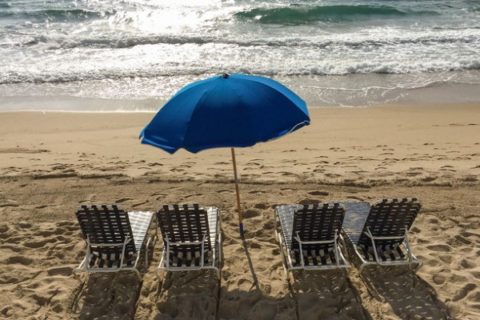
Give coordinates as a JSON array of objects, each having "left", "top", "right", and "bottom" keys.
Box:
[{"left": 0, "top": 0, "right": 479, "bottom": 111}]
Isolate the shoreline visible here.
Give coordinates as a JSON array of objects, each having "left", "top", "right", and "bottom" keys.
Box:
[
  {"left": 2, "top": 70, "right": 480, "bottom": 110},
  {"left": 0, "top": 99, "right": 480, "bottom": 114}
]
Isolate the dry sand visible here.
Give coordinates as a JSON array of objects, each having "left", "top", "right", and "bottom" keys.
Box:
[{"left": 0, "top": 105, "right": 479, "bottom": 320}]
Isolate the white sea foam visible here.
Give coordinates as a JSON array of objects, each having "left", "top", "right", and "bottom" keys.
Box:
[{"left": 0, "top": 0, "right": 479, "bottom": 109}]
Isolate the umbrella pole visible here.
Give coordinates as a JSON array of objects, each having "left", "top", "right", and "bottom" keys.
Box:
[{"left": 231, "top": 148, "right": 244, "bottom": 237}]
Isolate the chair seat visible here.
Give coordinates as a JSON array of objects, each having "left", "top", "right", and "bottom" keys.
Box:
[
  {"left": 292, "top": 247, "right": 339, "bottom": 267},
  {"left": 357, "top": 243, "right": 408, "bottom": 263},
  {"left": 88, "top": 251, "right": 136, "bottom": 269}
]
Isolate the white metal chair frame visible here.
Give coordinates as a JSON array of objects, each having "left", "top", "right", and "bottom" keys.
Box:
[
  {"left": 352, "top": 225, "right": 421, "bottom": 272},
  {"left": 75, "top": 230, "right": 157, "bottom": 278}
]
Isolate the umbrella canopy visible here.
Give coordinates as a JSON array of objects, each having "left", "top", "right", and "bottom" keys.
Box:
[
  {"left": 140, "top": 73, "right": 309, "bottom": 153},
  {"left": 140, "top": 73, "right": 310, "bottom": 236}
]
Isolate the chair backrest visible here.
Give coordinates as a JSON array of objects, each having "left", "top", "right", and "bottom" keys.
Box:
[
  {"left": 156, "top": 204, "right": 212, "bottom": 251},
  {"left": 76, "top": 204, "right": 136, "bottom": 254},
  {"left": 292, "top": 203, "right": 345, "bottom": 250},
  {"left": 358, "top": 198, "right": 421, "bottom": 247}
]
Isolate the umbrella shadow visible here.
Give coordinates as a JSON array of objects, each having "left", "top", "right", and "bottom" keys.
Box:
[
  {"left": 73, "top": 272, "right": 142, "bottom": 320},
  {"left": 290, "top": 269, "right": 373, "bottom": 320},
  {"left": 361, "top": 266, "right": 451, "bottom": 320}
]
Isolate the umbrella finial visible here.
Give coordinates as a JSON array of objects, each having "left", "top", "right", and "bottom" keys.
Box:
[{"left": 222, "top": 73, "right": 229, "bottom": 79}]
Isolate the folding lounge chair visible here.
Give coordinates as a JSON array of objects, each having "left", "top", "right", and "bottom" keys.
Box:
[
  {"left": 156, "top": 204, "right": 221, "bottom": 277},
  {"left": 344, "top": 198, "right": 422, "bottom": 272},
  {"left": 275, "top": 203, "right": 349, "bottom": 272},
  {"left": 75, "top": 204, "right": 156, "bottom": 277}
]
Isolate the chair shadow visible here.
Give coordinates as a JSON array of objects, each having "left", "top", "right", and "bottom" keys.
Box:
[
  {"left": 153, "top": 270, "right": 220, "bottom": 320},
  {"left": 73, "top": 272, "right": 142, "bottom": 320},
  {"left": 361, "top": 266, "right": 451, "bottom": 320},
  {"left": 290, "top": 269, "right": 373, "bottom": 320}
]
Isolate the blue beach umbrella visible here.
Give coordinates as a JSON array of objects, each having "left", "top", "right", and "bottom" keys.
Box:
[{"left": 140, "top": 73, "right": 310, "bottom": 236}]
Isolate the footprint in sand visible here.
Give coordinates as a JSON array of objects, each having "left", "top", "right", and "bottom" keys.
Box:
[
  {"left": 132, "top": 200, "right": 149, "bottom": 208},
  {"left": 421, "top": 176, "right": 437, "bottom": 182},
  {"left": 4, "top": 255, "right": 34, "bottom": 265},
  {"left": 460, "top": 259, "right": 476, "bottom": 269},
  {"left": 183, "top": 194, "right": 202, "bottom": 199},
  {"left": 346, "top": 195, "right": 364, "bottom": 201},
  {"left": 452, "top": 283, "right": 477, "bottom": 302},
  {"left": 325, "top": 173, "right": 341, "bottom": 178},
  {"left": 0, "top": 200, "right": 19, "bottom": 208},
  {"left": 426, "top": 244, "right": 451, "bottom": 252},
  {"left": 0, "top": 224, "right": 9, "bottom": 234},
  {"left": 47, "top": 266, "right": 73, "bottom": 277},
  {"left": 17, "top": 221, "right": 32, "bottom": 229},
  {"left": 461, "top": 175, "right": 478, "bottom": 182},
  {"left": 438, "top": 255, "right": 453, "bottom": 264},
  {"left": 254, "top": 203, "right": 269, "bottom": 210},
  {"left": 299, "top": 198, "right": 321, "bottom": 205},
  {"left": 308, "top": 191, "right": 329, "bottom": 196},
  {"left": 0, "top": 147, "right": 49, "bottom": 154},
  {"left": 23, "top": 239, "right": 51, "bottom": 249},
  {"left": 432, "top": 274, "right": 447, "bottom": 285},
  {"left": 350, "top": 170, "right": 368, "bottom": 175}
]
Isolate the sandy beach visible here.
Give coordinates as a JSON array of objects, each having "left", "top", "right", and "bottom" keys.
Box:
[{"left": 0, "top": 105, "right": 479, "bottom": 319}]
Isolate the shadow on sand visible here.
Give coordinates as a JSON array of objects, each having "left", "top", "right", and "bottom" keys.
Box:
[
  {"left": 290, "top": 270, "right": 373, "bottom": 320},
  {"left": 73, "top": 272, "right": 141, "bottom": 320},
  {"left": 361, "top": 266, "right": 451, "bottom": 320},
  {"left": 216, "top": 237, "right": 296, "bottom": 319},
  {"left": 153, "top": 270, "right": 220, "bottom": 320}
]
